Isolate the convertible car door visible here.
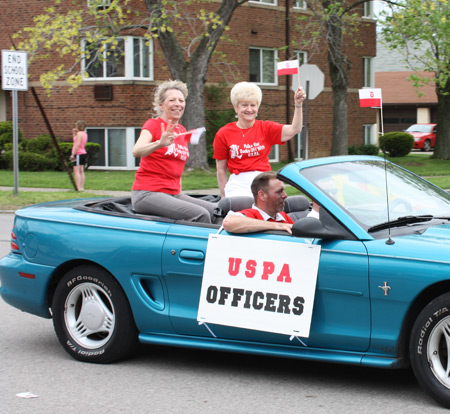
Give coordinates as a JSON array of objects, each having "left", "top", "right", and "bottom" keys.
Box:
[
  {"left": 163, "top": 224, "right": 371, "bottom": 352},
  {"left": 162, "top": 223, "right": 217, "bottom": 337}
]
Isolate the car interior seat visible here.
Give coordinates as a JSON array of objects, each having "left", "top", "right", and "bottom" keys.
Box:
[{"left": 283, "top": 195, "right": 311, "bottom": 220}]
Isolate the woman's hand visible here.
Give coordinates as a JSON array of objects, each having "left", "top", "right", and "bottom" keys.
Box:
[
  {"left": 159, "top": 121, "right": 177, "bottom": 147},
  {"left": 294, "top": 86, "right": 306, "bottom": 107}
]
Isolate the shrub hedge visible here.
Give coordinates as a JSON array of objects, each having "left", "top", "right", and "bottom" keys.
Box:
[
  {"left": 379, "top": 132, "right": 414, "bottom": 157},
  {"left": 348, "top": 144, "right": 380, "bottom": 156},
  {"left": 0, "top": 125, "right": 101, "bottom": 171}
]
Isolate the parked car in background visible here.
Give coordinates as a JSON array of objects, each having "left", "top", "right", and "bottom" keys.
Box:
[{"left": 404, "top": 123, "right": 437, "bottom": 151}]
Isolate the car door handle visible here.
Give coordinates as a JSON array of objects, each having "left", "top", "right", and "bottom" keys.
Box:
[{"left": 179, "top": 250, "right": 205, "bottom": 261}]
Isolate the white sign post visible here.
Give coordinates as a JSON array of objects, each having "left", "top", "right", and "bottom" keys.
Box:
[
  {"left": 198, "top": 235, "right": 321, "bottom": 338},
  {"left": 292, "top": 64, "right": 325, "bottom": 160},
  {"left": 2, "top": 50, "right": 28, "bottom": 195}
]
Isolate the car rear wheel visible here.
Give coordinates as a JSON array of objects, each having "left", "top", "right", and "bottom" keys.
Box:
[
  {"left": 410, "top": 293, "right": 450, "bottom": 408},
  {"left": 52, "top": 265, "right": 139, "bottom": 363},
  {"left": 422, "top": 139, "right": 431, "bottom": 152}
]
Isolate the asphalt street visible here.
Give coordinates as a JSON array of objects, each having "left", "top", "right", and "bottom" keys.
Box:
[{"left": 0, "top": 212, "right": 448, "bottom": 413}]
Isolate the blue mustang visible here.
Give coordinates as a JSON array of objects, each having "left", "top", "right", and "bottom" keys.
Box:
[{"left": 2, "top": 155, "right": 450, "bottom": 407}]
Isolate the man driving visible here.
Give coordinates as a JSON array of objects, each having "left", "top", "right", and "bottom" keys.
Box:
[{"left": 222, "top": 171, "right": 294, "bottom": 234}]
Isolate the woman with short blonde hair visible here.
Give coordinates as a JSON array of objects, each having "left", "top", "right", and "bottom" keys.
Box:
[{"left": 213, "top": 81, "right": 306, "bottom": 198}]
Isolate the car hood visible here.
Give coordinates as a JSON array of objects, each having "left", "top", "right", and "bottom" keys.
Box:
[
  {"left": 408, "top": 131, "right": 431, "bottom": 138},
  {"left": 366, "top": 222, "right": 450, "bottom": 264}
]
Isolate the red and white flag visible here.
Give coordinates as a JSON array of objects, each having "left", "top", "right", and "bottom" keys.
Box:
[
  {"left": 359, "top": 88, "right": 382, "bottom": 108},
  {"left": 277, "top": 60, "right": 300, "bottom": 76},
  {"left": 189, "top": 127, "right": 206, "bottom": 145}
]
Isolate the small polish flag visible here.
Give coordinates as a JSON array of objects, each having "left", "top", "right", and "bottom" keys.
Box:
[
  {"left": 277, "top": 60, "right": 300, "bottom": 76},
  {"left": 189, "top": 127, "right": 206, "bottom": 145},
  {"left": 359, "top": 88, "right": 382, "bottom": 108}
]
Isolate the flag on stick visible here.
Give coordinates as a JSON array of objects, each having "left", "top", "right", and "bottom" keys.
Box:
[
  {"left": 359, "top": 88, "right": 382, "bottom": 108},
  {"left": 189, "top": 127, "right": 206, "bottom": 145},
  {"left": 277, "top": 60, "right": 300, "bottom": 76}
]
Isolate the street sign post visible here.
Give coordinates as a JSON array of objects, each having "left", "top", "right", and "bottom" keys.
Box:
[
  {"left": 2, "top": 50, "right": 28, "bottom": 195},
  {"left": 292, "top": 64, "right": 325, "bottom": 159}
]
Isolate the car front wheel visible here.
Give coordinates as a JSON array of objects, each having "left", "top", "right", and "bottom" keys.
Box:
[
  {"left": 422, "top": 139, "right": 431, "bottom": 152},
  {"left": 410, "top": 293, "right": 450, "bottom": 408},
  {"left": 52, "top": 265, "right": 139, "bottom": 363}
]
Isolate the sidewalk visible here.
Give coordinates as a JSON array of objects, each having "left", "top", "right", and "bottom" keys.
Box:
[
  {"left": 0, "top": 186, "right": 220, "bottom": 196},
  {"left": 0, "top": 186, "right": 131, "bottom": 197},
  {"left": 0, "top": 186, "right": 220, "bottom": 213}
]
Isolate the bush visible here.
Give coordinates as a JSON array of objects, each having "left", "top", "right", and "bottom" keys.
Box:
[
  {"left": 348, "top": 144, "right": 380, "bottom": 155},
  {"left": 3, "top": 150, "right": 57, "bottom": 171},
  {"left": 0, "top": 121, "right": 23, "bottom": 152},
  {"left": 379, "top": 132, "right": 414, "bottom": 157},
  {"left": 25, "top": 134, "right": 54, "bottom": 154},
  {"left": 51, "top": 142, "right": 101, "bottom": 171},
  {"left": 85, "top": 142, "right": 101, "bottom": 169}
]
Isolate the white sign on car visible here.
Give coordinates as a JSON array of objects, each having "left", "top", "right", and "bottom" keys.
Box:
[{"left": 197, "top": 234, "right": 321, "bottom": 338}]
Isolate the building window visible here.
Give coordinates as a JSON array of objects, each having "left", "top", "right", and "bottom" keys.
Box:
[
  {"left": 249, "top": 0, "right": 277, "bottom": 5},
  {"left": 295, "top": 50, "right": 307, "bottom": 66},
  {"left": 363, "top": 1, "right": 373, "bottom": 18},
  {"left": 269, "top": 145, "right": 279, "bottom": 162},
  {"left": 294, "top": 0, "right": 306, "bottom": 10},
  {"left": 363, "top": 124, "right": 375, "bottom": 145},
  {"left": 87, "top": 127, "right": 141, "bottom": 169},
  {"left": 88, "top": 0, "right": 111, "bottom": 8},
  {"left": 83, "top": 37, "right": 153, "bottom": 81},
  {"left": 250, "top": 48, "right": 276, "bottom": 85},
  {"left": 294, "top": 132, "right": 303, "bottom": 160},
  {"left": 363, "top": 57, "right": 374, "bottom": 87}
]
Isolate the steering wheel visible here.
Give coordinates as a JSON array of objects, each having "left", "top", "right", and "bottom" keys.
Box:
[{"left": 382, "top": 197, "right": 414, "bottom": 218}]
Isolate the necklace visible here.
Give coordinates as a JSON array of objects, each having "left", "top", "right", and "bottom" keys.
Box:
[{"left": 236, "top": 122, "right": 254, "bottom": 138}]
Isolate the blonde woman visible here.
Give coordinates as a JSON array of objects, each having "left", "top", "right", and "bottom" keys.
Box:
[
  {"left": 131, "top": 80, "right": 216, "bottom": 223},
  {"left": 213, "top": 82, "right": 306, "bottom": 198}
]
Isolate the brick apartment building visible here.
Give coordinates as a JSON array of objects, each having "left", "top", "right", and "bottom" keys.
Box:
[{"left": 0, "top": 0, "right": 377, "bottom": 170}]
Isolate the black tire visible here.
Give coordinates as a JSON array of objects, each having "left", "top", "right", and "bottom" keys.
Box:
[
  {"left": 52, "top": 265, "right": 139, "bottom": 363},
  {"left": 410, "top": 293, "right": 450, "bottom": 407},
  {"left": 422, "top": 139, "right": 431, "bottom": 152}
]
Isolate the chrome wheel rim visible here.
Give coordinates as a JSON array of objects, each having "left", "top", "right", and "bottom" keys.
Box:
[
  {"left": 428, "top": 315, "right": 450, "bottom": 388},
  {"left": 64, "top": 282, "right": 115, "bottom": 349}
]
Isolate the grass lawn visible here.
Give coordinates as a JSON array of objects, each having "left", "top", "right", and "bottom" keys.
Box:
[{"left": 0, "top": 154, "right": 449, "bottom": 210}]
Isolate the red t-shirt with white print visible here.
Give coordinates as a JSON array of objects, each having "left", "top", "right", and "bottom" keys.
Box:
[
  {"left": 239, "top": 208, "right": 294, "bottom": 224},
  {"left": 213, "top": 120, "right": 284, "bottom": 174},
  {"left": 132, "top": 117, "right": 190, "bottom": 194}
]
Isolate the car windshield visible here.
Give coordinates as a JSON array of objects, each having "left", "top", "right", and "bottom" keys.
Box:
[
  {"left": 405, "top": 124, "right": 433, "bottom": 133},
  {"left": 301, "top": 160, "right": 450, "bottom": 228}
]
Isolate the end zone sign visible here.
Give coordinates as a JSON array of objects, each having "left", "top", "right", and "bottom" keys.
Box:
[
  {"left": 2, "top": 50, "right": 28, "bottom": 91},
  {"left": 197, "top": 234, "right": 321, "bottom": 338}
]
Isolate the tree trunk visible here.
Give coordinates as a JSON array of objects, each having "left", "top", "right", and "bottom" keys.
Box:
[
  {"left": 326, "top": 13, "right": 350, "bottom": 156},
  {"left": 433, "top": 82, "right": 450, "bottom": 160},
  {"left": 145, "top": 0, "right": 243, "bottom": 170},
  {"left": 330, "top": 84, "right": 348, "bottom": 155},
  {"left": 183, "top": 60, "right": 209, "bottom": 170}
]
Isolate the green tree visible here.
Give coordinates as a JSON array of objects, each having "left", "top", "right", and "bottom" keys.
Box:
[
  {"left": 381, "top": 0, "right": 450, "bottom": 159},
  {"left": 14, "top": 0, "right": 247, "bottom": 170},
  {"left": 294, "top": 0, "right": 375, "bottom": 155}
]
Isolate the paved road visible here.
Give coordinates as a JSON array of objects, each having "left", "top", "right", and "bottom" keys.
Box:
[{"left": 0, "top": 213, "right": 447, "bottom": 413}]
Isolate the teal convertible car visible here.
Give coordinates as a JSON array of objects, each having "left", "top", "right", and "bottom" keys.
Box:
[{"left": 2, "top": 155, "right": 450, "bottom": 407}]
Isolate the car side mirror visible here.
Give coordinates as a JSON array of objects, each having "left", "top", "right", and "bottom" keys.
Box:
[{"left": 292, "top": 208, "right": 355, "bottom": 240}]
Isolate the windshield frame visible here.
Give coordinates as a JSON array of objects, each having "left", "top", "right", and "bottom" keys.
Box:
[{"left": 299, "top": 160, "right": 450, "bottom": 232}]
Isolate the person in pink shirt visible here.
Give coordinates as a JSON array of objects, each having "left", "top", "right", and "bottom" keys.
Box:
[
  {"left": 131, "top": 80, "right": 216, "bottom": 223},
  {"left": 213, "top": 82, "right": 306, "bottom": 198},
  {"left": 70, "top": 120, "right": 88, "bottom": 191}
]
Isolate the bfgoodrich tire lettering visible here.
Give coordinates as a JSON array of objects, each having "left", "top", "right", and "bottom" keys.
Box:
[
  {"left": 52, "top": 265, "right": 138, "bottom": 363},
  {"left": 410, "top": 293, "right": 450, "bottom": 408}
]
